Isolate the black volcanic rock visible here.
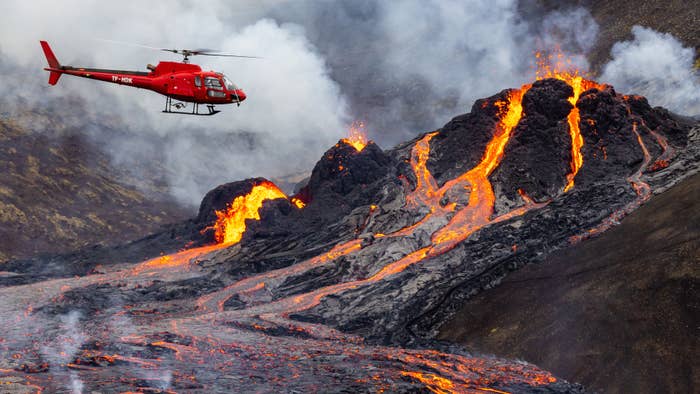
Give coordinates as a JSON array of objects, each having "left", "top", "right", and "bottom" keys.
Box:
[
  {"left": 295, "top": 140, "right": 394, "bottom": 222},
  {"left": 196, "top": 177, "right": 276, "bottom": 224},
  {"left": 426, "top": 90, "right": 509, "bottom": 184},
  {"left": 305, "top": 140, "right": 391, "bottom": 196},
  {"left": 623, "top": 93, "right": 692, "bottom": 147},
  {"left": 523, "top": 78, "right": 575, "bottom": 121},
  {"left": 575, "top": 86, "right": 648, "bottom": 188},
  {"left": 240, "top": 199, "right": 297, "bottom": 242},
  {"left": 492, "top": 79, "right": 575, "bottom": 207}
]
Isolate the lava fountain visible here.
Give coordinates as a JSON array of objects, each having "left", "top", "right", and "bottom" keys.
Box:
[{"left": 342, "top": 121, "right": 369, "bottom": 152}]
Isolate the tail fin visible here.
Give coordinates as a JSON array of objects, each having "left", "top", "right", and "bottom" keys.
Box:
[
  {"left": 40, "top": 41, "right": 62, "bottom": 85},
  {"left": 40, "top": 41, "right": 60, "bottom": 68}
]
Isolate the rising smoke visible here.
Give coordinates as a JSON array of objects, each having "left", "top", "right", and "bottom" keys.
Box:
[
  {"left": 268, "top": 1, "right": 601, "bottom": 143},
  {"left": 601, "top": 26, "right": 700, "bottom": 116},
  {"left": 40, "top": 311, "right": 86, "bottom": 393},
  {"left": 0, "top": 1, "right": 697, "bottom": 206}
]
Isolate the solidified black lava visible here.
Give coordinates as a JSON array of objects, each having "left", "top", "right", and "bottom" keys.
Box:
[
  {"left": 295, "top": 140, "right": 394, "bottom": 219},
  {"left": 492, "top": 79, "right": 574, "bottom": 207},
  {"left": 425, "top": 90, "right": 508, "bottom": 185}
]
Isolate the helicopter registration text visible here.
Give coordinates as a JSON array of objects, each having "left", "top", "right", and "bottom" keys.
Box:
[{"left": 112, "top": 76, "right": 133, "bottom": 84}]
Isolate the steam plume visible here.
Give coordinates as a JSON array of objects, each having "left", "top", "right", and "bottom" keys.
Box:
[{"left": 601, "top": 26, "right": 700, "bottom": 116}]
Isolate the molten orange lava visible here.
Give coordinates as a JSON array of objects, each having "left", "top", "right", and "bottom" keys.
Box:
[
  {"left": 535, "top": 51, "right": 606, "bottom": 192},
  {"left": 622, "top": 95, "right": 675, "bottom": 172},
  {"left": 131, "top": 243, "right": 226, "bottom": 274},
  {"left": 342, "top": 121, "right": 369, "bottom": 152},
  {"left": 569, "top": 120, "right": 653, "bottom": 243},
  {"left": 214, "top": 181, "right": 287, "bottom": 245},
  {"left": 290, "top": 197, "right": 306, "bottom": 209},
  {"left": 432, "top": 86, "right": 529, "bottom": 245},
  {"left": 404, "top": 131, "right": 440, "bottom": 208},
  {"left": 486, "top": 89, "right": 528, "bottom": 174},
  {"left": 401, "top": 371, "right": 454, "bottom": 394}
]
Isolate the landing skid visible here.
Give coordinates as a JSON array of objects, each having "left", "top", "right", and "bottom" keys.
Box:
[{"left": 162, "top": 97, "right": 220, "bottom": 116}]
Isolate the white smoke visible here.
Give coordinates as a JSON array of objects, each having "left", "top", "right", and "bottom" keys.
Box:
[
  {"left": 0, "top": 1, "right": 349, "bottom": 206},
  {"left": 601, "top": 26, "right": 700, "bottom": 116},
  {"left": 373, "top": 2, "right": 604, "bottom": 127},
  {"left": 377, "top": 0, "right": 530, "bottom": 114},
  {"left": 106, "top": 308, "right": 173, "bottom": 390},
  {"left": 40, "top": 311, "right": 86, "bottom": 393},
  {"left": 70, "top": 371, "right": 84, "bottom": 394},
  {"left": 264, "top": 1, "right": 602, "bottom": 145},
  {"left": 539, "top": 7, "right": 599, "bottom": 71}
]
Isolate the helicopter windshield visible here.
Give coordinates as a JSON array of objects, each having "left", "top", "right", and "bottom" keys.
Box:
[
  {"left": 222, "top": 75, "right": 238, "bottom": 90},
  {"left": 204, "top": 77, "right": 222, "bottom": 89}
]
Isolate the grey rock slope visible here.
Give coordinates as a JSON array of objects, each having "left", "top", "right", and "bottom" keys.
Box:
[{"left": 438, "top": 171, "right": 699, "bottom": 393}]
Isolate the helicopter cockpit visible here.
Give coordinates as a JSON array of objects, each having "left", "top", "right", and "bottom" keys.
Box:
[
  {"left": 196, "top": 73, "right": 239, "bottom": 99},
  {"left": 201, "top": 75, "right": 225, "bottom": 98},
  {"left": 222, "top": 75, "right": 238, "bottom": 90}
]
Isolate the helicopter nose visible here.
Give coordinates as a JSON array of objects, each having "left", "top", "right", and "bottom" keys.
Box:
[{"left": 233, "top": 89, "right": 246, "bottom": 102}]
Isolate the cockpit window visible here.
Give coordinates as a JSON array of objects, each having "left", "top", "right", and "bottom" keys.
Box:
[
  {"left": 204, "top": 77, "right": 222, "bottom": 89},
  {"left": 223, "top": 75, "right": 238, "bottom": 90}
]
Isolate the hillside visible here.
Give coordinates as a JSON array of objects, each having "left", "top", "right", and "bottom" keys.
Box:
[
  {"left": 0, "top": 117, "right": 188, "bottom": 262},
  {"left": 439, "top": 172, "right": 699, "bottom": 393},
  {"left": 537, "top": 0, "right": 700, "bottom": 72}
]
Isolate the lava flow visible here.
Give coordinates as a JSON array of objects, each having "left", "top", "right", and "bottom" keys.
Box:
[
  {"left": 193, "top": 85, "right": 542, "bottom": 343},
  {"left": 536, "top": 52, "right": 606, "bottom": 192},
  {"left": 180, "top": 85, "right": 554, "bottom": 393},
  {"left": 432, "top": 86, "right": 532, "bottom": 246},
  {"left": 569, "top": 120, "right": 654, "bottom": 243},
  {"left": 214, "top": 180, "right": 288, "bottom": 244},
  {"left": 135, "top": 180, "right": 299, "bottom": 274}
]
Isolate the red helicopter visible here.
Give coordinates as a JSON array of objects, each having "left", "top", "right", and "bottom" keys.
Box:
[{"left": 40, "top": 41, "right": 256, "bottom": 115}]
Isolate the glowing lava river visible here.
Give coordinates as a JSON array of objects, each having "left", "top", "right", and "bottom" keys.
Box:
[{"left": 1, "top": 72, "right": 697, "bottom": 393}]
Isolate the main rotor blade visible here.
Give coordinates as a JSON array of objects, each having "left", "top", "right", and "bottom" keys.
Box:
[
  {"left": 190, "top": 48, "right": 220, "bottom": 53},
  {"left": 197, "top": 53, "right": 262, "bottom": 59},
  {"left": 95, "top": 38, "right": 262, "bottom": 59},
  {"left": 95, "top": 38, "right": 162, "bottom": 50},
  {"left": 97, "top": 41, "right": 262, "bottom": 59}
]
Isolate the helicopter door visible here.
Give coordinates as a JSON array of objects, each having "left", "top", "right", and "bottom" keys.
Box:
[
  {"left": 167, "top": 77, "right": 194, "bottom": 98},
  {"left": 204, "top": 76, "right": 226, "bottom": 98}
]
